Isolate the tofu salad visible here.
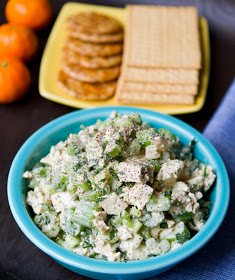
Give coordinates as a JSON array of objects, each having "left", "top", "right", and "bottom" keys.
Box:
[{"left": 24, "top": 112, "right": 216, "bottom": 261}]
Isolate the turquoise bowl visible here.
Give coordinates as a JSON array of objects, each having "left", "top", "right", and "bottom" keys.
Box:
[{"left": 8, "top": 107, "right": 230, "bottom": 280}]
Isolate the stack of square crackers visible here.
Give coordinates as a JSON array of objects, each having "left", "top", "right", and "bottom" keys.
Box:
[{"left": 116, "top": 5, "right": 201, "bottom": 105}]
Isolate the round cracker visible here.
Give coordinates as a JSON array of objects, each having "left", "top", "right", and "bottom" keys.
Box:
[
  {"left": 62, "top": 61, "right": 120, "bottom": 83},
  {"left": 62, "top": 47, "right": 122, "bottom": 69},
  {"left": 68, "top": 27, "right": 123, "bottom": 43},
  {"left": 57, "top": 70, "right": 116, "bottom": 100},
  {"left": 67, "top": 12, "right": 123, "bottom": 34},
  {"left": 66, "top": 37, "right": 123, "bottom": 57}
]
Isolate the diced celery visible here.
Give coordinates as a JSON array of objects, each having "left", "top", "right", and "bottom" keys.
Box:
[
  {"left": 53, "top": 175, "right": 67, "bottom": 191},
  {"left": 151, "top": 160, "right": 161, "bottom": 172},
  {"left": 176, "top": 227, "right": 190, "bottom": 243},
  {"left": 39, "top": 168, "right": 47, "bottom": 177},
  {"left": 108, "top": 143, "right": 123, "bottom": 158},
  {"left": 28, "top": 178, "right": 39, "bottom": 188},
  {"left": 95, "top": 119, "right": 103, "bottom": 130},
  {"left": 66, "top": 143, "right": 80, "bottom": 155},
  {"left": 165, "top": 222, "right": 190, "bottom": 243},
  {"left": 127, "top": 139, "right": 141, "bottom": 156},
  {"left": 109, "top": 215, "right": 123, "bottom": 227},
  {"left": 110, "top": 177, "right": 122, "bottom": 190},
  {"left": 72, "top": 200, "right": 97, "bottom": 228},
  {"left": 128, "top": 113, "right": 142, "bottom": 124},
  {"left": 139, "top": 226, "right": 151, "bottom": 240},
  {"left": 130, "top": 207, "right": 142, "bottom": 218},
  {"left": 56, "top": 235, "right": 80, "bottom": 251},
  {"left": 121, "top": 210, "right": 131, "bottom": 220},
  {"left": 136, "top": 128, "right": 158, "bottom": 147},
  {"left": 146, "top": 195, "right": 171, "bottom": 212},
  {"left": 83, "top": 190, "right": 105, "bottom": 203},
  {"left": 78, "top": 182, "right": 91, "bottom": 192},
  {"left": 171, "top": 212, "right": 193, "bottom": 222},
  {"left": 114, "top": 117, "right": 133, "bottom": 127},
  {"left": 146, "top": 238, "right": 170, "bottom": 256},
  {"left": 123, "top": 219, "right": 142, "bottom": 233},
  {"left": 158, "top": 128, "right": 177, "bottom": 145},
  {"left": 140, "top": 212, "right": 165, "bottom": 227},
  {"left": 61, "top": 209, "right": 81, "bottom": 236}
]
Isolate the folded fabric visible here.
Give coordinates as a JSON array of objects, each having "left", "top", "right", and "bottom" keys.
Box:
[{"left": 149, "top": 77, "right": 235, "bottom": 280}]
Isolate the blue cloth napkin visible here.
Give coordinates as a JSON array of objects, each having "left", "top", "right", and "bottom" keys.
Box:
[{"left": 149, "top": 78, "right": 235, "bottom": 280}]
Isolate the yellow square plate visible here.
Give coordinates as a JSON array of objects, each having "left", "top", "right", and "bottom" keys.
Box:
[{"left": 39, "top": 2, "right": 210, "bottom": 115}]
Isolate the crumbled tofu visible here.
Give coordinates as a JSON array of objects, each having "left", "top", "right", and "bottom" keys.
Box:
[
  {"left": 170, "top": 181, "right": 201, "bottom": 214},
  {"left": 26, "top": 187, "right": 51, "bottom": 214},
  {"left": 23, "top": 171, "right": 34, "bottom": 178},
  {"left": 188, "top": 212, "right": 205, "bottom": 231},
  {"left": 40, "top": 141, "right": 66, "bottom": 166},
  {"left": 125, "top": 245, "right": 148, "bottom": 260},
  {"left": 117, "top": 225, "right": 133, "bottom": 241},
  {"left": 170, "top": 241, "right": 182, "bottom": 251},
  {"left": 93, "top": 211, "right": 110, "bottom": 232},
  {"left": 145, "top": 145, "right": 161, "bottom": 160},
  {"left": 121, "top": 183, "right": 153, "bottom": 210},
  {"left": 118, "top": 156, "right": 154, "bottom": 183},
  {"left": 86, "top": 138, "right": 104, "bottom": 161},
  {"left": 159, "top": 227, "right": 174, "bottom": 239},
  {"left": 100, "top": 193, "right": 127, "bottom": 215},
  {"left": 86, "top": 126, "right": 120, "bottom": 161},
  {"left": 156, "top": 160, "right": 184, "bottom": 189},
  {"left": 179, "top": 161, "right": 192, "bottom": 181},
  {"left": 34, "top": 212, "right": 60, "bottom": 238},
  {"left": 110, "top": 110, "right": 118, "bottom": 119},
  {"left": 73, "top": 247, "right": 94, "bottom": 257},
  {"left": 145, "top": 135, "right": 171, "bottom": 160},
  {"left": 150, "top": 226, "right": 161, "bottom": 239},
  {"left": 76, "top": 173, "right": 86, "bottom": 185},
  {"left": 51, "top": 192, "right": 78, "bottom": 213},
  {"left": 187, "top": 164, "right": 216, "bottom": 192},
  {"left": 78, "top": 125, "right": 97, "bottom": 147},
  {"left": 162, "top": 218, "right": 175, "bottom": 229},
  {"left": 120, "top": 235, "right": 148, "bottom": 260},
  {"left": 94, "top": 240, "right": 120, "bottom": 261},
  {"left": 41, "top": 219, "right": 60, "bottom": 238},
  {"left": 150, "top": 134, "right": 171, "bottom": 151}
]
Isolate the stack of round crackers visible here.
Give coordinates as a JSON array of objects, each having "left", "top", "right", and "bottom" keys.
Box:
[{"left": 57, "top": 12, "right": 123, "bottom": 100}]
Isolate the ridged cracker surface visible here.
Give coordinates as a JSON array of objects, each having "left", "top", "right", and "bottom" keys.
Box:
[
  {"left": 119, "top": 80, "right": 198, "bottom": 95},
  {"left": 62, "top": 61, "right": 120, "bottom": 83},
  {"left": 123, "top": 66, "right": 199, "bottom": 84},
  {"left": 57, "top": 71, "right": 116, "bottom": 100},
  {"left": 66, "top": 38, "right": 123, "bottom": 57},
  {"left": 67, "top": 12, "right": 123, "bottom": 34},
  {"left": 115, "top": 90, "right": 195, "bottom": 105},
  {"left": 63, "top": 47, "right": 122, "bottom": 69},
  {"left": 68, "top": 27, "right": 123, "bottom": 43},
  {"left": 125, "top": 5, "right": 201, "bottom": 69}
]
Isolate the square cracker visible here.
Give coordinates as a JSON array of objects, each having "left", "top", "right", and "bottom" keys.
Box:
[
  {"left": 115, "top": 89, "right": 195, "bottom": 105},
  {"left": 125, "top": 5, "right": 201, "bottom": 69},
  {"left": 122, "top": 66, "right": 199, "bottom": 85},
  {"left": 119, "top": 80, "right": 198, "bottom": 95}
]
